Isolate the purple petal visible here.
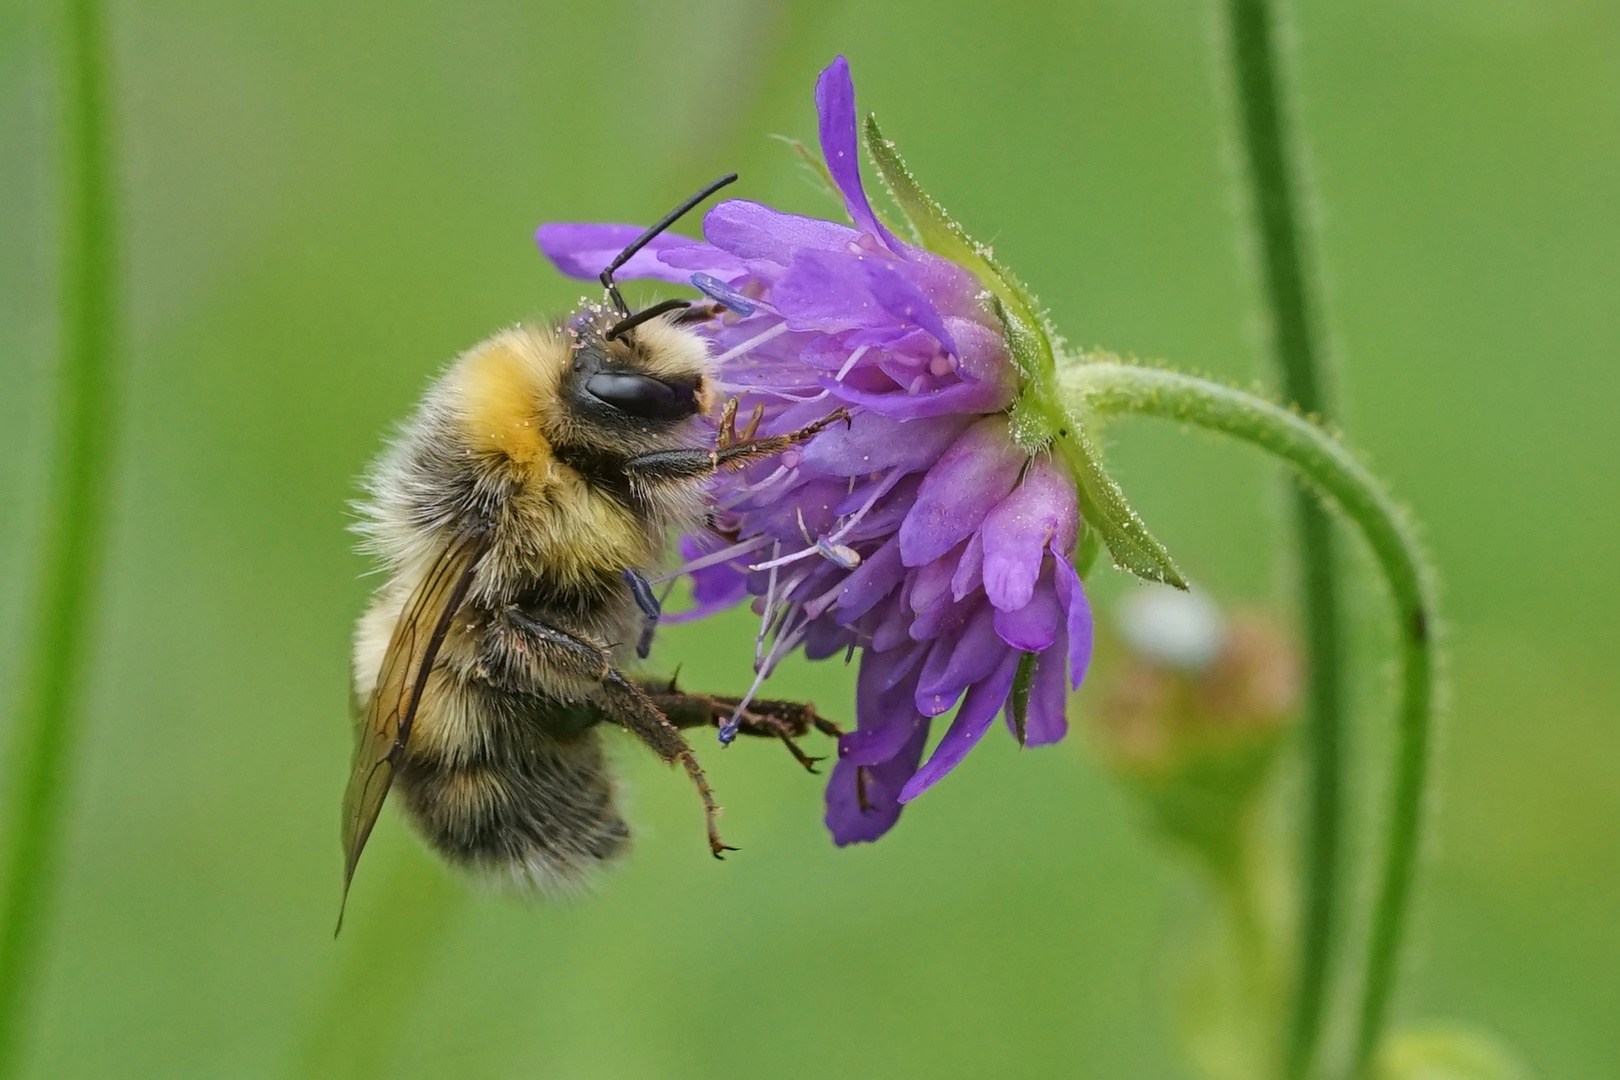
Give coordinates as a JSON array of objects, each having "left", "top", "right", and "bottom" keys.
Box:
[
  {"left": 664, "top": 536, "right": 751, "bottom": 624},
  {"left": 814, "top": 57, "right": 902, "bottom": 254},
  {"left": 951, "top": 530, "right": 984, "bottom": 601},
  {"left": 907, "top": 543, "right": 964, "bottom": 621},
  {"left": 835, "top": 537, "right": 907, "bottom": 622},
  {"left": 802, "top": 616, "right": 854, "bottom": 661},
  {"left": 829, "top": 372, "right": 1017, "bottom": 422},
  {"left": 704, "top": 200, "right": 857, "bottom": 265},
  {"left": 906, "top": 586, "right": 975, "bottom": 644},
  {"left": 898, "top": 417, "right": 1025, "bottom": 567},
  {"left": 802, "top": 410, "right": 973, "bottom": 478},
  {"left": 824, "top": 719, "right": 929, "bottom": 846},
  {"left": 839, "top": 649, "right": 927, "bottom": 765},
  {"left": 899, "top": 650, "right": 1022, "bottom": 802},
  {"left": 980, "top": 459, "right": 1080, "bottom": 612},
  {"left": 869, "top": 589, "right": 917, "bottom": 652},
  {"left": 992, "top": 567, "right": 1062, "bottom": 652},
  {"left": 750, "top": 477, "right": 846, "bottom": 541},
  {"left": 915, "top": 604, "right": 1006, "bottom": 716},
  {"left": 536, "top": 223, "right": 701, "bottom": 286},
  {"left": 834, "top": 476, "right": 920, "bottom": 544},
  {"left": 653, "top": 243, "right": 751, "bottom": 277},
  {"left": 773, "top": 249, "right": 894, "bottom": 333},
  {"left": 949, "top": 318, "right": 1013, "bottom": 382},
  {"left": 1052, "top": 554, "right": 1095, "bottom": 689},
  {"left": 880, "top": 639, "right": 930, "bottom": 689},
  {"left": 866, "top": 263, "right": 958, "bottom": 355}
]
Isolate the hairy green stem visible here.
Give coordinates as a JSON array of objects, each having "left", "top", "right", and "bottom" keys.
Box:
[
  {"left": 1218, "top": 2, "right": 1344, "bottom": 1074},
  {"left": 1061, "top": 362, "right": 1434, "bottom": 1080},
  {"left": 0, "top": 0, "right": 118, "bottom": 1073}
]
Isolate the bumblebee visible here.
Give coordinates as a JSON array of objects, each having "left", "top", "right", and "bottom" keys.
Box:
[{"left": 341, "top": 176, "right": 844, "bottom": 922}]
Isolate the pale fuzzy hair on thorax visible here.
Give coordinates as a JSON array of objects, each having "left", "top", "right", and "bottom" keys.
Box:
[
  {"left": 348, "top": 323, "right": 563, "bottom": 579},
  {"left": 449, "top": 324, "right": 569, "bottom": 468}
]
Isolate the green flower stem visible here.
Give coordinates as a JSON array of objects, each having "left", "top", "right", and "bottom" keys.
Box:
[
  {"left": 1059, "top": 362, "right": 1435, "bottom": 1080},
  {"left": 0, "top": 0, "right": 118, "bottom": 1073},
  {"left": 1218, "top": 2, "right": 1344, "bottom": 1074}
]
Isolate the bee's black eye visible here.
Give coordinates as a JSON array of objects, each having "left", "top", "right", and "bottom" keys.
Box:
[{"left": 584, "top": 371, "right": 698, "bottom": 421}]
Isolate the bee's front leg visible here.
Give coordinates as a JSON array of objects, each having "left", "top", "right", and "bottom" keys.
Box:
[
  {"left": 622, "top": 407, "right": 851, "bottom": 488},
  {"left": 714, "top": 397, "right": 765, "bottom": 451}
]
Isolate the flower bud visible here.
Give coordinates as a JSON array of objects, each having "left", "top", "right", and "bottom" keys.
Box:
[{"left": 1089, "top": 587, "right": 1301, "bottom": 873}]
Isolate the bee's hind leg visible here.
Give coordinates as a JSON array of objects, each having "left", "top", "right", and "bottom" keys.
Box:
[
  {"left": 594, "top": 671, "right": 736, "bottom": 859},
  {"left": 637, "top": 683, "right": 843, "bottom": 774}
]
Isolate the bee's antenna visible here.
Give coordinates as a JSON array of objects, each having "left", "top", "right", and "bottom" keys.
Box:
[
  {"left": 605, "top": 297, "right": 692, "bottom": 342},
  {"left": 600, "top": 173, "right": 738, "bottom": 318}
]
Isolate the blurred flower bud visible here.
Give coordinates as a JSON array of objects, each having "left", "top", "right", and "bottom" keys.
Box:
[{"left": 1089, "top": 586, "right": 1302, "bottom": 875}]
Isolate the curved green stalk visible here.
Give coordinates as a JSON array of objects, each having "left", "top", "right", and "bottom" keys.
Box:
[
  {"left": 1060, "top": 362, "right": 1435, "bottom": 1080},
  {"left": 0, "top": 0, "right": 119, "bottom": 1074},
  {"left": 1218, "top": 2, "right": 1345, "bottom": 1074}
]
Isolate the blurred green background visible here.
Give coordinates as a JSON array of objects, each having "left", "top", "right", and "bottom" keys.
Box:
[{"left": 1, "top": 0, "right": 1616, "bottom": 1076}]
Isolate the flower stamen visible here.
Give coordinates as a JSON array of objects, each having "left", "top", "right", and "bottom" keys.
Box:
[
  {"left": 747, "top": 469, "right": 898, "bottom": 573},
  {"left": 835, "top": 345, "right": 870, "bottom": 382},
  {"left": 710, "top": 320, "right": 790, "bottom": 367},
  {"left": 648, "top": 535, "right": 770, "bottom": 584},
  {"left": 722, "top": 602, "right": 811, "bottom": 744}
]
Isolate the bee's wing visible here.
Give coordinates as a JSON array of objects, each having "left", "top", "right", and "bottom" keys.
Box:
[{"left": 338, "top": 531, "right": 489, "bottom": 926}]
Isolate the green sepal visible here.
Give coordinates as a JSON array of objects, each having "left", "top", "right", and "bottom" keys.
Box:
[
  {"left": 864, "top": 115, "right": 1056, "bottom": 384},
  {"left": 1074, "top": 522, "right": 1103, "bottom": 579},
  {"left": 776, "top": 134, "right": 909, "bottom": 237},
  {"left": 998, "top": 297, "right": 1057, "bottom": 451},
  {"left": 1008, "top": 652, "right": 1038, "bottom": 746},
  {"left": 772, "top": 135, "right": 842, "bottom": 205},
  {"left": 991, "top": 295, "right": 1046, "bottom": 386},
  {"left": 864, "top": 113, "right": 1184, "bottom": 590},
  {"left": 1055, "top": 413, "right": 1188, "bottom": 589}
]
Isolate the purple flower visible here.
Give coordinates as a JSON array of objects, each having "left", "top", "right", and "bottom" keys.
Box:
[{"left": 538, "top": 56, "right": 1095, "bottom": 844}]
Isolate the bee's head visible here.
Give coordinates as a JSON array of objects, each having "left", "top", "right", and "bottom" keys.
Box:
[
  {"left": 552, "top": 172, "right": 736, "bottom": 453},
  {"left": 447, "top": 310, "right": 710, "bottom": 474},
  {"left": 560, "top": 304, "right": 712, "bottom": 433},
  {"left": 455, "top": 174, "right": 736, "bottom": 475}
]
